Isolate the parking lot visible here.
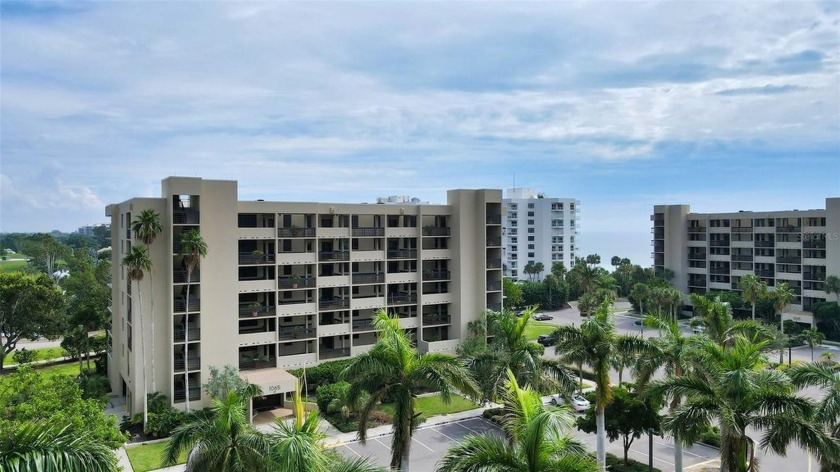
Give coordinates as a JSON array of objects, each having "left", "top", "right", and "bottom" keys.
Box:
[{"left": 337, "top": 415, "right": 720, "bottom": 471}]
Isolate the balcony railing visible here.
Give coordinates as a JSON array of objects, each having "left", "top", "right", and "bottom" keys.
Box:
[
  {"left": 174, "top": 298, "right": 200, "bottom": 313},
  {"left": 423, "top": 270, "right": 450, "bottom": 281},
  {"left": 777, "top": 256, "right": 802, "bottom": 264},
  {"left": 487, "top": 281, "right": 502, "bottom": 291},
  {"left": 756, "top": 270, "right": 775, "bottom": 277},
  {"left": 173, "top": 209, "right": 200, "bottom": 225},
  {"left": 687, "top": 280, "right": 707, "bottom": 287},
  {"left": 486, "top": 238, "right": 502, "bottom": 247},
  {"left": 423, "top": 314, "right": 451, "bottom": 325},
  {"left": 239, "top": 357, "right": 277, "bottom": 370},
  {"left": 352, "top": 318, "right": 376, "bottom": 331},
  {"left": 710, "top": 268, "right": 730, "bottom": 275},
  {"left": 387, "top": 249, "right": 417, "bottom": 259},
  {"left": 239, "top": 253, "right": 275, "bottom": 265},
  {"left": 804, "top": 240, "right": 827, "bottom": 249},
  {"left": 352, "top": 273, "right": 385, "bottom": 284},
  {"left": 486, "top": 259, "right": 502, "bottom": 269},
  {"left": 278, "top": 227, "right": 315, "bottom": 238},
  {"left": 387, "top": 294, "right": 417, "bottom": 305},
  {"left": 173, "top": 269, "right": 200, "bottom": 283},
  {"left": 174, "top": 356, "right": 201, "bottom": 372},
  {"left": 777, "top": 226, "right": 802, "bottom": 233},
  {"left": 174, "top": 326, "right": 200, "bottom": 342},
  {"left": 709, "top": 240, "right": 730, "bottom": 247},
  {"left": 278, "top": 326, "right": 316, "bottom": 341},
  {"left": 319, "top": 251, "right": 350, "bottom": 261},
  {"left": 688, "top": 253, "right": 707, "bottom": 260},
  {"left": 687, "top": 227, "right": 707, "bottom": 233},
  {"left": 174, "top": 387, "right": 201, "bottom": 402},
  {"left": 352, "top": 227, "right": 385, "bottom": 237},
  {"left": 803, "top": 272, "right": 827, "bottom": 281},
  {"left": 731, "top": 255, "right": 753, "bottom": 262},
  {"left": 238, "top": 305, "right": 276, "bottom": 318},
  {"left": 486, "top": 215, "right": 501, "bottom": 225},
  {"left": 423, "top": 227, "right": 451, "bottom": 236},
  {"left": 319, "top": 347, "right": 351, "bottom": 360},
  {"left": 278, "top": 277, "right": 316, "bottom": 289},
  {"left": 732, "top": 227, "right": 753, "bottom": 233},
  {"left": 319, "top": 298, "right": 350, "bottom": 309},
  {"left": 754, "top": 241, "right": 774, "bottom": 248}
]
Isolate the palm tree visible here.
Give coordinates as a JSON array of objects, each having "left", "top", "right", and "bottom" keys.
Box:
[
  {"left": 436, "top": 370, "right": 597, "bottom": 472},
  {"left": 739, "top": 274, "right": 767, "bottom": 322},
  {"left": 826, "top": 275, "right": 840, "bottom": 303},
  {"left": 689, "top": 294, "right": 772, "bottom": 347},
  {"left": 664, "top": 288, "right": 683, "bottom": 320},
  {"left": 0, "top": 421, "right": 119, "bottom": 472},
  {"left": 630, "top": 283, "right": 650, "bottom": 319},
  {"left": 132, "top": 209, "right": 163, "bottom": 393},
  {"left": 551, "top": 261, "right": 567, "bottom": 282},
  {"left": 790, "top": 363, "right": 840, "bottom": 470},
  {"left": 178, "top": 228, "right": 207, "bottom": 412},
  {"left": 773, "top": 282, "right": 796, "bottom": 364},
  {"left": 340, "top": 310, "right": 479, "bottom": 471},
  {"left": 163, "top": 389, "right": 269, "bottom": 471},
  {"left": 553, "top": 299, "right": 652, "bottom": 471},
  {"left": 635, "top": 314, "right": 692, "bottom": 472},
  {"left": 801, "top": 328, "right": 826, "bottom": 361},
  {"left": 649, "top": 337, "right": 837, "bottom": 472},
  {"left": 122, "top": 244, "right": 152, "bottom": 429}
]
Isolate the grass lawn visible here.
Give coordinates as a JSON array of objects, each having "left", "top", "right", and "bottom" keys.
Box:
[
  {"left": 381, "top": 393, "right": 479, "bottom": 422},
  {"left": 126, "top": 440, "right": 187, "bottom": 472},
  {"left": 523, "top": 321, "right": 556, "bottom": 340},
  {"left": 0, "top": 259, "right": 29, "bottom": 273},
  {"left": 3, "top": 346, "right": 68, "bottom": 366}
]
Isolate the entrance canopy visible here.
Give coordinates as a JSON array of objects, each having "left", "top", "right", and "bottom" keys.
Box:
[{"left": 240, "top": 367, "right": 298, "bottom": 395}]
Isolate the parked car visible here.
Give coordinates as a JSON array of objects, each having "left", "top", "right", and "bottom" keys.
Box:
[
  {"left": 537, "top": 334, "right": 555, "bottom": 347},
  {"left": 692, "top": 325, "right": 706, "bottom": 334},
  {"left": 551, "top": 393, "right": 591, "bottom": 412},
  {"left": 534, "top": 313, "right": 553, "bottom": 321},
  {"left": 516, "top": 310, "right": 527, "bottom": 318}
]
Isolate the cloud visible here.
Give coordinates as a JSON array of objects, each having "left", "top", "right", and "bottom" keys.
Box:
[{"left": 714, "top": 84, "right": 807, "bottom": 96}]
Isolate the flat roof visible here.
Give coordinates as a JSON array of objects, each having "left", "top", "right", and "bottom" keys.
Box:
[{"left": 240, "top": 367, "right": 298, "bottom": 394}]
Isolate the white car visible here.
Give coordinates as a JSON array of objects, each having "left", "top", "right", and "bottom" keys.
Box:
[{"left": 551, "top": 393, "right": 591, "bottom": 412}]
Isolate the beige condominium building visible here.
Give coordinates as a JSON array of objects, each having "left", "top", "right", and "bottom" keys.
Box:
[
  {"left": 652, "top": 198, "right": 840, "bottom": 314},
  {"left": 106, "top": 177, "right": 503, "bottom": 416}
]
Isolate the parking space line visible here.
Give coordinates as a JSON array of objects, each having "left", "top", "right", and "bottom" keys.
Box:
[
  {"left": 374, "top": 437, "right": 390, "bottom": 449},
  {"left": 656, "top": 440, "right": 703, "bottom": 458},
  {"left": 456, "top": 420, "right": 484, "bottom": 435},
  {"left": 431, "top": 427, "right": 458, "bottom": 442},
  {"left": 630, "top": 448, "right": 675, "bottom": 466},
  {"left": 343, "top": 445, "right": 362, "bottom": 457},
  {"left": 412, "top": 437, "right": 435, "bottom": 452}
]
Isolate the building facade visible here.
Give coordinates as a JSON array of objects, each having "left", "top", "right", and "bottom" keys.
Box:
[
  {"left": 106, "top": 177, "right": 503, "bottom": 414},
  {"left": 652, "top": 198, "right": 840, "bottom": 312},
  {"left": 503, "top": 188, "right": 579, "bottom": 281}
]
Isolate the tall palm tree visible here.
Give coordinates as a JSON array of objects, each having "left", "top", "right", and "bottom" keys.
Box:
[
  {"left": 466, "top": 307, "right": 576, "bottom": 402},
  {"left": 773, "top": 282, "right": 796, "bottom": 364},
  {"left": 790, "top": 363, "right": 840, "bottom": 470},
  {"left": 436, "top": 370, "right": 597, "bottom": 472},
  {"left": 163, "top": 389, "right": 269, "bottom": 472},
  {"left": 552, "top": 299, "right": 652, "bottom": 471},
  {"left": 635, "top": 314, "right": 692, "bottom": 472},
  {"left": 739, "top": 274, "right": 767, "bottom": 322},
  {"left": 689, "top": 294, "right": 772, "bottom": 348},
  {"left": 826, "top": 275, "right": 840, "bottom": 303},
  {"left": 267, "top": 383, "right": 385, "bottom": 472},
  {"left": 340, "top": 310, "right": 479, "bottom": 471},
  {"left": 649, "top": 337, "right": 837, "bottom": 472},
  {"left": 178, "top": 228, "right": 208, "bottom": 412},
  {"left": 0, "top": 421, "right": 119, "bottom": 472},
  {"left": 132, "top": 209, "right": 162, "bottom": 393},
  {"left": 800, "top": 328, "right": 826, "bottom": 361},
  {"left": 122, "top": 244, "right": 152, "bottom": 429},
  {"left": 630, "top": 283, "right": 650, "bottom": 320}
]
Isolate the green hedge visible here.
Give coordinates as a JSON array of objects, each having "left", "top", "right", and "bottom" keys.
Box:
[
  {"left": 606, "top": 453, "right": 661, "bottom": 472},
  {"left": 699, "top": 425, "right": 721, "bottom": 448},
  {"left": 288, "top": 359, "right": 354, "bottom": 392}
]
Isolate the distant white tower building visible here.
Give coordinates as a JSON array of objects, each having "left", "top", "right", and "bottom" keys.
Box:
[{"left": 503, "top": 188, "right": 579, "bottom": 281}]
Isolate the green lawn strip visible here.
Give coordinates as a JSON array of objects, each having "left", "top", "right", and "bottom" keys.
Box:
[
  {"left": 380, "top": 393, "right": 479, "bottom": 422},
  {"left": 3, "top": 346, "right": 68, "bottom": 366},
  {"left": 126, "top": 440, "right": 187, "bottom": 472},
  {"left": 0, "top": 259, "right": 29, "bottom": 273},
  {"left": 523, "top": 321, "right": 556, "bottom": 340}
]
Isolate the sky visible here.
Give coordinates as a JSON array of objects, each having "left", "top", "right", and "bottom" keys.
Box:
[{"left": 1, "top": 1, "right": 838, "bottom": 266}]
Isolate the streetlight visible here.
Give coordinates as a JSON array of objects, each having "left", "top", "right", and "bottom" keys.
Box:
[{"left": 647, "top": 428, "right": 659, "bottom": 472}]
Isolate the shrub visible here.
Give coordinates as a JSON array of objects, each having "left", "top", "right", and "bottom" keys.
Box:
[
  {"left": 146, "top": 409, "right": 186, "bottom": 438},
  {"left": 482, "top": 407, "right": 504, "bottom": 425},
  {"left": 775, "top": 359, "right": 806, "bottom": 374},
  {"left": 77, "top": 373, "right": 111, "bottom": 400},
  {"left": 316, "top": 381, "right": 350, "bottom": 412},
  {"left": 12, "top": 348, "right": 37, "bottom": 365},
  {"left": 606, "top": 453, "right": 661, "bottom": 472},
  {"left": 698, "top": 425, "right": 721, "bottom": 448},
  {"left": 94, "top": 356, "right": 108, "bottom": 376},
  {"left": 289, "top": 359, "right": 354, "bottom": 392}
]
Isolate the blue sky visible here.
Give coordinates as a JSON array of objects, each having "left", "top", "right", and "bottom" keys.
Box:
[{"left": 1, "top": 1, "right": 838, "bottom": 266}]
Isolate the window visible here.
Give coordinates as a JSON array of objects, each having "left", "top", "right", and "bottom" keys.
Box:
[
  {"left": 528, "top": 252, "right": 535, "bottom": 258},
  {"left": 528, "top": 211, "right": 535, "bottom": 217},
  {"left": 528, "top": 244, "right": 535, "bottom": 249},
  {"left": 510, "top": 221, "right": 518, "bottom": 227},
  {"left": 528, "top": 236, "right": 534, "bottom": 241},
  {"left": 509, "top": 229, "right": 518, "bottom": 235},
  {"left": 511, "top": 270, "right": 518, "bottom": 277},
  {"left": 528, "top": 203, "right": 535, "bottom": 209},
  {"left": 510, "top": 261, "right": 517, "bottom": 268},
  {"left": 511, "top": 237, "right": 518, "bottom": 244},
  {"left": 552, "top": 219, "right": 564, "bottom": 227},
  {"left": 511, "top": 245, "right": 518, "bottom": 252},
  {"left": 509, "top": 212, "right": 518, "bottom": 219},
  {"left": 509, "top": 203, "right": 518, "bottom": 210},
  {"left": 552, "top": 236, "right": 564, "bottom": 243},
  {"left": 551, "top": 203, "right": 563, "bottom": 211},
  {"left": 528, "top": 228, "right": 535, "bottom": 234},
  {"left": 528, "top": 220, "right": 535, "bottom": 225}
]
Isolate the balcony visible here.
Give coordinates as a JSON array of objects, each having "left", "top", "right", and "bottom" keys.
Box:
[
  {"left": 174, "top": 356, "right": 201, "bottom": 372},
  {"left": 710, "top": 268, "right": 730, "bottom": 275},
  {"left": 174, "top": 387, "right": 201, "bottom": 402},
  {"left": 687, "top": 227, "right": 707, "bottom": 233},
  {"left": 756, "top": 270, "right": 775, "bottom": 277},
  {"left": 487, "top": 281, "right": 502, "bottom": 291},
  {"left": 709, "top": 240, "right": 730, "bottom": 247},
  {"left": 239, "top": 305, "right": 276, "bottom": 318},
  {"left": 239, "top": 252, "right": 275, "bottom": 265},
  {"left": 319, "top": 251, "right": 350, "bottom": 262},
  {"left": 173, "top": 269, "right": 200, "bottom": 283},
  {"left": 278, "top": 227, "right": 315, "bottom": 238},
  {"left": 352, "top": 273, "right": 386, "bottom": 284},
  {"left": 278, "top": 277, "right": 316, "bottom": 289},
  {"left": 423, "top": 227, "right": 451, "bottom": 236},
  {"left": 173, "top": 209, "right": 200, "bottom": 225},
  {"left": 777, "top": 226, "right": 802, "bottom": 233},
  {"left": 486, "top": 215, "right": 501, "bottom": 225},
  {"left": 174, "top": 326, "right": 201, "bottom": 342},
  {"left": 423, "top": 270, "right": 450, "bottom": 281},
  {"left": 731, "top": 255, "right": 753, "bottom": 262},
  {"left": 803, "top": 272, "right": 826, "bottom": 281},
  {"left": 777, "top": 256, "right": 802, "bottom": 264},
  {"left": 486, "top": 259, "right": 502, "bottom": 269},
  {"left": 387, "top": 293, "right": 417, "bottom": 305},
  {"left": 423, "top": 314, "right": 451, "bottom": 325},
  {"left": 174, "top": 298, "right": 200, "bottom": 313},
  {"left": 319, "top": 347, "right": 351, "bottom": 361},
  {"left": 352, "top": 227, "right": 385, "bottom": 237},
  {"left": 239, "top": 357, "right": 277, "bottom": 370},
  {"left": 319, "top": 298, "right": 349, "bottom": 310},
  {"left": 387, "top": 249, "right": 417, "bottom": 259},
  {"left": 754, "top": 241, "right": 775, "bottom": 248},
  {"left": 486, "top": 238, "right": 502, "bottom": 247},
  {"left": 352, "top": 318, "right": 376, "bottom": 331},
  {"left": 278, "top": 326, "right": 316, "bottom": 341},
  {"left": 732, "top": 227, "right": 753, "bottom": 233},
  {"left": 688, "top": 253, "right": 707, "bottom": 260},
  {"left": 804, "top": 240, "right": 827, "bottom": 249}
]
